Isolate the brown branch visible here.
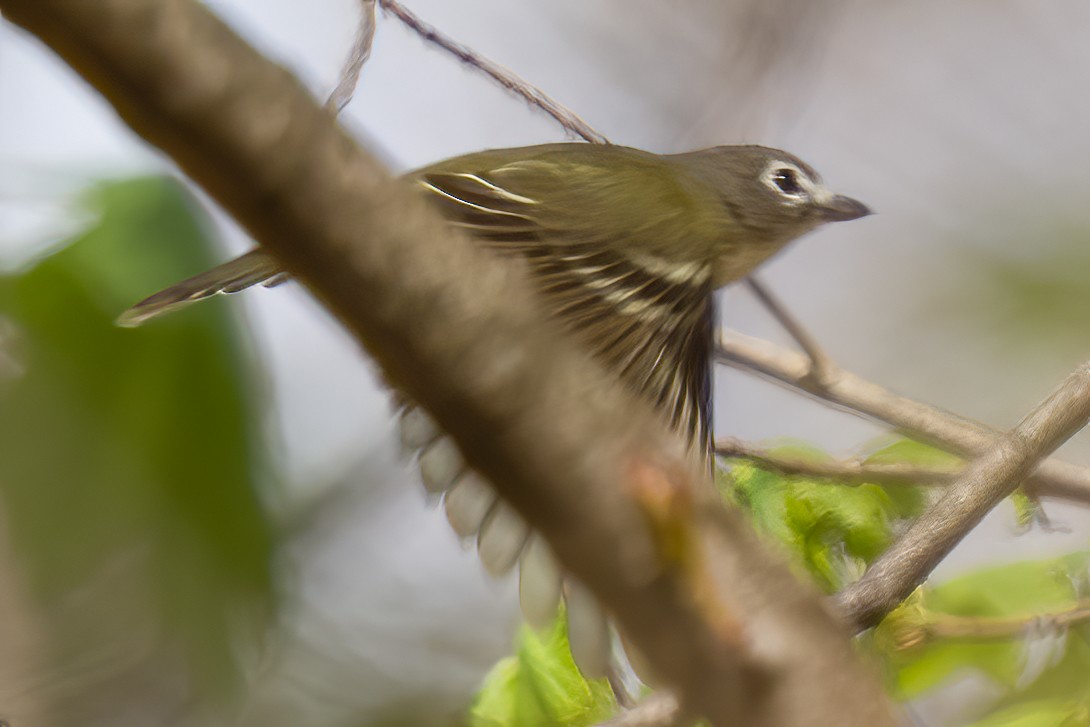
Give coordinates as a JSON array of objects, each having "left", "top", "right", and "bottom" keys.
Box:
[
  {"left": 0, "top": 1, "right": 894, "bottom": 724},
  {"left": 744, "top": 276, "right": 834, "bottom": 383},
  {"left": 716, "top": 330, "right": 1090, "bottom": 504},
  {"left": 715, "top": 437, "right": 956, "bottom": 487},
  {"left": 598, "top": 692, "right": 684, "bottom": 727},
  {"left": 926, "top": 601, "right": 1090, "bottom": 640},
  {"left": 838, "top": 359, "right": 1090, "bottom": 630},
  {"left": 377, "top": 0, "right": 609, "bottom": 144},
  {"left": 891, "top": 600, "right": 1090, "bottom": 649},
  {"left": 324, "top": 0, "right": 376, "bottom": 113}
]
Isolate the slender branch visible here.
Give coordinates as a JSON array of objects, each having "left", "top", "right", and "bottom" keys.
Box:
[
  {"left": 716, "top": 330, "right": 1090, "bottom": 504},
  {"left": 0, "top": 1, "right": 895, "bottom": 724},
  {"left": 838, "top": 359, "right": 1090, "bottom": 630},
  {"left": 928, "top": 601, "right": 1090, "bottom": 640},
  {"left": 715, "top": 438, "right": 956, "bottom": 487},
  {"left": 377, "top": 0, "right": 608, "bottom": 144},
  {"left": 744, "top": 276, "right": 833, "bottom": 382},
  {"left": 324, "top": 0, "right": 377, "bottom": 113},
  {"left": 599, "top": 692, "right": 684, "bottom": 727},
  {"left": 892, "top": 600, "right": 1090, "bottom": 649}
]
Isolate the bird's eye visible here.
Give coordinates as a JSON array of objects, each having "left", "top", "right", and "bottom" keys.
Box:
[{"left": 771, "top": 168, "right": 803, "bottom": 196}]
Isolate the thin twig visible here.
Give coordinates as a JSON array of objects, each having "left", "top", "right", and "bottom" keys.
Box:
[
  {"left": 744, "top": 276, "right": 833, "bottom": 383},
  {"left": 324, "top": 0, "right": 377, "bottom": 113},
  {"left": 715, "top": 438, "right": 956, "bottom": 487},
  {"left": 377, "top": 0, "right": 609, "bottom": 144},
  {"left": 716, "top": 330, "right": 1090, "bottom": 504},
  {"left": 894, "top": 600, "right": 1090, "bottom": 648},
  {"left": 838, "top": 359, "right": 1090, "bottom": 630},
  {"left": 927, "top": 601, "right": 1090, "bottom": 640},
  {"left": 599, "top": 692, "right": 685, "bottom": 727}
]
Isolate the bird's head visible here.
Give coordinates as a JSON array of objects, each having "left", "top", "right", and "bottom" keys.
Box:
[{"left": 673, "top": 145, "right": 870, "bottom": 284}]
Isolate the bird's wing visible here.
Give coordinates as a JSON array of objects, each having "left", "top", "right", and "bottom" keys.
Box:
[
  {"left": 119, "top": 145, "right": 718, "bottom": 451},
  {"left": 416, "top": 150, "right": 717, "bottom": 452}
]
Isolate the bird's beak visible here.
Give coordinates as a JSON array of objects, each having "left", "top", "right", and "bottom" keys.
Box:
[{"left": 820, "top": 195, "right": 871, "bottom": 222}]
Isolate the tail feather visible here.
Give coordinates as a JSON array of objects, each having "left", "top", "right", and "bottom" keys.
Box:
[{"left": 117, "top": 248, "right": 284, "bottom": 327}]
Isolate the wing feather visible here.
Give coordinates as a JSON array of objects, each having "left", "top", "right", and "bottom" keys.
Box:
[
  {"left": 121, "top": 146, "right": 717, "bottom": 451},
  {"left": 417, "top": 165, "right": 714, "bottom": 453}
]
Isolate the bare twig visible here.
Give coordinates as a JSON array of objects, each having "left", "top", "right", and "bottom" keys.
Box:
[
  {"left": 744, "top": 276, "right": 833, "bottom": 382},
  {"left": 716, "top": 330, "right": 1090, "bottom": 504},
  {"left": 599, "top": 692, "right": 684, "bottom": 727},
  {"left": 892, "top": 600, "right": 1090, "bottom": 649},
  {"left": 838, "top": 359, "right": 1090, "bottom": 630},
  {"left": 324, "top": 0, "right": 377, "bottom": 113},
  {"left": 377, "top": 0, "right": 608, "bottom": 144},
  {"left": 926, "top": 601, "right": 1090, "bottom": 640},
  {"left": 715, "top": 437, "right": 956, "bottom": 487},
  {"left": 0, "top": 1, "right": 896, "bottom": 723}
]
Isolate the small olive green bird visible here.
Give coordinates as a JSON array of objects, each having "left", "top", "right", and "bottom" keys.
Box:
[{"left": 120, "top": 142, "right": 868, "bottom": 682}]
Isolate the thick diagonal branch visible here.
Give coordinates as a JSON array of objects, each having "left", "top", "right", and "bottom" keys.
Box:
[
  {"left": 0, "top": 1, "right": 893, "bottom": 724},
  {"left": 838, "top": 359, "right": 1090, "bottom": 629}
]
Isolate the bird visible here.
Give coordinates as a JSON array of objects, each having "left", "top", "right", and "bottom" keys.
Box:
[{"left": 118, "top": 142, "right": 870, "bottom": 688}]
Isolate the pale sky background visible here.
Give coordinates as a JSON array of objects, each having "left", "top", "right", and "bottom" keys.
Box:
[{"left": 4, "top": 2, "right": 1090, "bottom": 725}]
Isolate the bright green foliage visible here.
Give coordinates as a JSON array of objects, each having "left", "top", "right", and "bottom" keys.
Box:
[
  {"left": 874, "top": 553, "right": 1090, "bottom": 715},
  {"left": 0, "top": 177, "right": 273, "bottom": 700},
  {"left": 1009, "top": 489, "right": 1041, "bottom": 531},
  {"left": 969, "top": 700, "right": 1090, "bottom": 727},
  {"left": 722, "top": 440, "right": 1090, "bottom": 723},
  {"left": 469, "top": 610, "right": 618, "bottom": 727},
  {"left": 721, "top": 440, "right": 928, "bottom": 592},
  {"left": 864, "top": 438, "right": 958, "bottom": 515}
]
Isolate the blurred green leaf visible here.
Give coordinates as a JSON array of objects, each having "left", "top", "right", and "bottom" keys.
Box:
[
  {"left": 982, "top": 622, "right": 1090, "bottom": 717},
  {"left": 922, "top": 224, "right": 1090, "bottom": 363},
  {"left": 0, "top": 177, "right": 273, "bottom": 702},
  {"left": 863, "top": 438, "right": 956, "bottom": 517},
  {"left": 469, "top": 609, "right": 617, "bottom": 727},
  {"left": 876, "top": 554, "right": 1090, "bottom": 699},
  {"left": 968, "top": 699, "right": 1089, "bottom": 727},
  {"left": 722, "top": 441, "right": 925, "bottom": 591}
]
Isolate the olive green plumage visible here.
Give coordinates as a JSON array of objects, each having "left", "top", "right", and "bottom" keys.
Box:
[{"left": 120, "top": 142, "right": 868, "bottom": 453}]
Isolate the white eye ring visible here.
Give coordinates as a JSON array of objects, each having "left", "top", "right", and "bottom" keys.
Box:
[{"left": 761, "top": 161, "right": 816, "bottom": 205}]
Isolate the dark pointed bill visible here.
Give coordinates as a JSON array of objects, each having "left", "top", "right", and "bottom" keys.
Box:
[{"left": 820, "top": 195, "right": 871, "bottom": 222}]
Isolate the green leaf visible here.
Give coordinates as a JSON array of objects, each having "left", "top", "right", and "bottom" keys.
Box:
[
  {"left": 876, "top": 554, "right": 1090, "bottom": 699},
  {"left": 470, "top": 610, "right": 617, "bottom": 727},
  {"left": 987, "top": 625, "right": 1090, "bottom": 712},
  {"left": 0, "top": 176, "right": 273, "bottom": 700},
  {"left": 863, "top": 438, "right": 955, "bottom": 517},
  {"left": 968, "top": 699, "right": 1090, "bottom": 727},
  {"left": 722, "top": 442, "right": 923, "bottom": 591}
]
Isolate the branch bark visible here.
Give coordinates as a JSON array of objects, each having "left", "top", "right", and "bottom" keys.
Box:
[
  {"left": 715, "top": 437, "right": 956, "bottom": 487},
  {"left": 378, "top": 0, "right": 608, "bottom": 143},
  {"left": 0, "top": 0, "right": 893, "bottom": 724},
  {"left": 717, "top": 330, "right": 1090, "bottom": 504},
  {"left": 838, "top": 359, "right": 1090, "bottom": 629}
]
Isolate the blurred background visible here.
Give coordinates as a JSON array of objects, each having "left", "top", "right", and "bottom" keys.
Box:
[{"left": 3, "top": 1, "right": 1090, "bottom": 725}]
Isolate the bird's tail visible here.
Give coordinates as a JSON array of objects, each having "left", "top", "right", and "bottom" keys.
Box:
[{"left": 116, "top": 248, "right": 287, "bottom": 327}]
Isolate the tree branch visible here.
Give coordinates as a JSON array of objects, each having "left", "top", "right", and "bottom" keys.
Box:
[
  {"left": 715, "top": 438, "right": 956, "bottom": 487},
  {"left": 377, "top": 0, "right": 608, "bottom": 144},
  {"left": 598, "top": 692, "right": 684, "bottom": 727},
  {"left": 716, "top": 330, "right": 1090, "bottom": 504},
  {"left": 324, "top": 0, "right": 376, "bottom": 113},
  {"left": 744, "top": 276, "right": 834, "bottom": 383},
  {"left": 0, "top": 0, "right": 893, "bottom": 724},
  {"left": 888, "top": 599, "right": 1090, "bottom": 649},
  {"left": 838, "top": 359, "right": 1090, "bottom": 630}
]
